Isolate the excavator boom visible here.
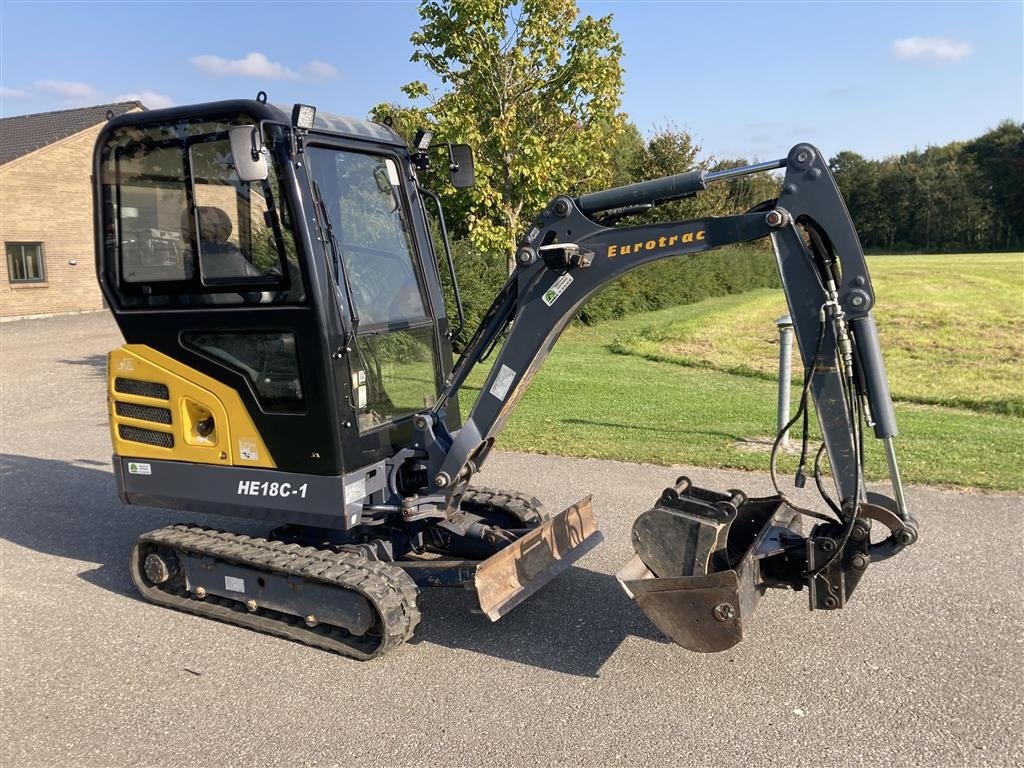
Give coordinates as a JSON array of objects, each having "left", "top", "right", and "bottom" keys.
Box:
[{"left": 410, "top": 143, "right": 918, "bottom": 649}]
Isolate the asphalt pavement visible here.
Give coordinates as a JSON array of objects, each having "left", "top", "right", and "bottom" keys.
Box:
[{"left": 1, "top": 312, "right": 1021, "bottom": 767}]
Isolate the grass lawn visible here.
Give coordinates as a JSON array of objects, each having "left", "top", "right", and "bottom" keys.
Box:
[{"left": 461, "top": 253, "right": 1024, "bottom": 491}]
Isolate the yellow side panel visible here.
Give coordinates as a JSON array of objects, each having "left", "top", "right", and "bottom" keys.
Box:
[{"left": 108, "top": 344, "right": 275, "bottom": 468}]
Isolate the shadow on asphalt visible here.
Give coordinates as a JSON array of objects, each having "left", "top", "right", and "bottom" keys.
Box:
[
  {"left": 57, "top": 354, "right": 107, "bottom": 377},
  {"left": 0, "top": 453, "right": 664, "bottom": 677}
]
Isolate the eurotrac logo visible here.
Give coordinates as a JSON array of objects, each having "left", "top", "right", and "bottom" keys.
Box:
[{"left": 606, "top": 229, "right": 705, "bottom": 259}]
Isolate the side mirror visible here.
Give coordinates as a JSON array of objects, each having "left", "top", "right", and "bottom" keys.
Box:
[
  {"left": 374, "top": 163, "right": 400, "bottom": 213},
  {"left": 229, "top": 125, "right": 268, "bottom": 182},
  {"left": 449, "top": 144, "right": 474, "bottom": 189}
]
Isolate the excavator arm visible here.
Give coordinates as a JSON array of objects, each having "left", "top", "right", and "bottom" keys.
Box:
[{"left": 411, "top": 143, "right": 918, "bottom": 648}]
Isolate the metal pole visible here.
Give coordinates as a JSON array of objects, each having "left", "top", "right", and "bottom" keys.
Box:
[{"left": 775, "top": 315, "right": 794, "bottom": 450}]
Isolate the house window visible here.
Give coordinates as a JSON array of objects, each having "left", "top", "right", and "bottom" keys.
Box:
[{"left": 6, "top": 243, "right": 46, "bottom": 284}]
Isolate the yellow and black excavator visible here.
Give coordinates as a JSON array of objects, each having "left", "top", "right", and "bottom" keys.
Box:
[{"left": 94, "top": 98, "right": 918, "bottom": 659}]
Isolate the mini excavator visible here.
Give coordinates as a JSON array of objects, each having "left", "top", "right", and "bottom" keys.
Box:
[{"left": 94, "top": 98, "right": 918, "bottom": 658}]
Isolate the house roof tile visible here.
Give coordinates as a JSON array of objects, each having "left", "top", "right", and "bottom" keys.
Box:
[{"left": 0, "top": 101, "right": 143, "bottom": 166}]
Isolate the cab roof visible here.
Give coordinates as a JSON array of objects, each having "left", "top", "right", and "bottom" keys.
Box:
[{"left": 102, "top": 99, "right": 407, "bottom": 148}]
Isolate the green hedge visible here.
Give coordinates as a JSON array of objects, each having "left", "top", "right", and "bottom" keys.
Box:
[
  {"left": 577, "top": 245, "right": 781, "bottom": 324},
  {"left": 438, "top": 240, "right": 781, "bottom": 344}
]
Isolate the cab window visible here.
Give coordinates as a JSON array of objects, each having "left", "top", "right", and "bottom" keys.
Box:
[
  {"left": 305, "top": 146, "right": 439, "bottom": 431},
  {"left": 99, "top": 118, "right": 303, "bottom": 306}
]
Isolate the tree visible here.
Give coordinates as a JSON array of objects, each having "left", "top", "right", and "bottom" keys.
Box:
[
  {"left": 831, "top": 125, "right": 1021, "bottom": 254},
  {"left": 622, "top": 124, "right": 779, "bottom": 225},
  {"left": 607, "top": 121, "right": 645, "bottom": 187},
  {"left": 376, "top": 0, "right": 625, "bottom": 273},
  {"left": 964, "top": 121, "right": 1024, "bottom": 251}
]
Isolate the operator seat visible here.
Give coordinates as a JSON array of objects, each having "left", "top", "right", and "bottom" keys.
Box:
[
  {"left": 181, "top": 206, "right": 267, "bottom": 304},
  {"left": 183, "top": 206, "right": 263, "bottom": 280}
]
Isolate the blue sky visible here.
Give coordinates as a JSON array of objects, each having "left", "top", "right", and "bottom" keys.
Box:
[{"left": 1, "top": 1, "right": 1020, "bottom": 162}]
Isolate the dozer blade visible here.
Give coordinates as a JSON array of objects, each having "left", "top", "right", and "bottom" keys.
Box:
[
  {"left": 617, "top": 479, "right": 803, "bottom": 653},
  {"left": 474, "top": 496, "right": 603, "bottom": 621}
]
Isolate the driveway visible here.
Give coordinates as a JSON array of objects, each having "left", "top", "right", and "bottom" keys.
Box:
[{"left": 1, "top": 312, "right": 1021, "bottom": 767}]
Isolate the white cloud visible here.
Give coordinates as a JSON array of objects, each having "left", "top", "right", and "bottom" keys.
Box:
[
  {"left": 190, "top": 52, "right": 299, "bottom": 80},
  {"left": 892, "top": 37, "right": 971, "bottom": 62},
  {"left": 304, "top": 60, "right": 339, "bottom": 80},
  {"left": 1, "top": 86, "right": 27, "bottom": 98},
  {"left": 116, "top": 90, "right": 175, "bottom": 109},
  {"left": 34, "top": 79, "right": 100, "bottom": 100}
]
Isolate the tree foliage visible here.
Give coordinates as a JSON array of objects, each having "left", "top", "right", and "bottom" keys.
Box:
[
  {"left": 830, "top": 121, "right": 1024, "bottom": 252},
  {"left": 621, "top": 124, "right": 780, "bottom": 225},
  {"left": 376, "top": 0, "right": 625, "bottom": 272}
]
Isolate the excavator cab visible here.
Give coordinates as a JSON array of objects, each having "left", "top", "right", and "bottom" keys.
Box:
[
  {"left": 97, "top": 104, "right": 456, "bottom": 478},
  {"left": 95, "top": 100, "right": 601, "bottom": 657},
  {"left": 95, "top": 99, "right": 916, "bottom": 659}
]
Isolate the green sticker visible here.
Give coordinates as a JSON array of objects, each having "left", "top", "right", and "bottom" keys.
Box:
[{"left": 542, "top": 273, "right": 573, "bottom": 307}]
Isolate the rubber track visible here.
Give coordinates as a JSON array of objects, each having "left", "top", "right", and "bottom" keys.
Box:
[
  {"left": 460, "top": 487, "right": 548, "bottom": 526},
  {"left": 131, "top": 525, "right": 420, "bottom": 660}
]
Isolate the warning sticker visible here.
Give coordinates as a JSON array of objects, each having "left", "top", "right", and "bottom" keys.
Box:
[
  {"left": 238, "top": 439, "right": 259, "bottom": 462},
  {"left": 542, "top": 273, "right": 573, "bottom": 307},
  {"left": 224, "top": 576, "right": 245, "bottom": 593},
  {"left": 489, "top": 365, "right": 517, "bottom": 401},
  {"left": 127, "top": 462, "right": 151, "bottom": 475}
]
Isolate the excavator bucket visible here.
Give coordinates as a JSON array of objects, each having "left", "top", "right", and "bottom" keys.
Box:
[
  {"left": 616, "top": 478, "right": 803, "bottom": 652},
  {"left": 474, "top": 496, "right": 603, "bottom": 620}
]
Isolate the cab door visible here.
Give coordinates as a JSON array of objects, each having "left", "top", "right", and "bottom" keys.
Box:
[{"left": 303, "top": 144, "right": 451, "bottom": 468}]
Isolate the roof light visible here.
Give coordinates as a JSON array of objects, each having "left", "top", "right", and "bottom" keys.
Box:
[
  {"left": 413, "top": 128, "right": 433, "bottom": 151},
  {"left": 291, "top": 103, "right": 316, "bottom": 130}
]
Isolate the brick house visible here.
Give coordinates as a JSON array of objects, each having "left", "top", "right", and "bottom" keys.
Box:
[{"left": 0, "top": 101, "right": 144, "bottom": 318}]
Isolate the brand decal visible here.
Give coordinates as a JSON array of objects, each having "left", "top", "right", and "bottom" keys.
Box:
[{"left": 607, "top": 229, "right": 705, "bottom": 259}]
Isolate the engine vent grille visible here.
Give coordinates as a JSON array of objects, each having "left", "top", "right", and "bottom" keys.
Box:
[
  {"left": 118, "top": 424, "right": 174, "bottom": 448},
  {"left": 115, "top": 378, "right": 169, "bottom": 400},
  {"left": 115, "top": 401, "right": 172, "bottom": 425}
]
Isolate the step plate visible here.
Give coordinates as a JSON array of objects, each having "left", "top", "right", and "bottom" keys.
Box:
[{"left": 474, "top": 496, "right": 603, "bottom": 621}]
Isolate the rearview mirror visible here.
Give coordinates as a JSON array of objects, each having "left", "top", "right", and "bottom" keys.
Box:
[
  {"left": 229, "top": 125, "right": 268, "bottom": 182},
  {"left": 449, "top": 144, "right": 474, "bottom": 189},
  {"left": 374, "top": 163, "right": 400, "bottom": 213}
]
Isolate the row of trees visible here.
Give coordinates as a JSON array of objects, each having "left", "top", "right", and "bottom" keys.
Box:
[
  {"left": 830, "top": 122, "right": 1024, "bottom": 253},
  {"left": 376, "top": 0, "right": 1021, "bottom": 333}
]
